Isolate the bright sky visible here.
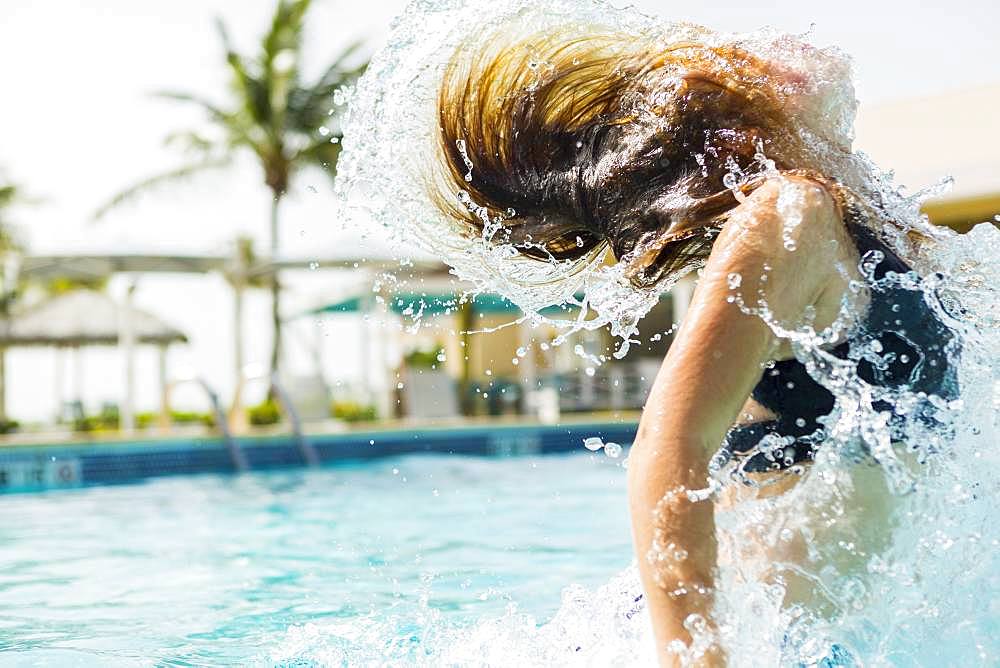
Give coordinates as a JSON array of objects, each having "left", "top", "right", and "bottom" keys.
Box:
[{"left": 0, "top": 0, "right": 997, "bottom": 421}]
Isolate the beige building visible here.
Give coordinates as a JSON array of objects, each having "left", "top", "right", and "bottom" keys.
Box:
[{"left": 855, "top": 84, "right": 1000, "bottom": 231}]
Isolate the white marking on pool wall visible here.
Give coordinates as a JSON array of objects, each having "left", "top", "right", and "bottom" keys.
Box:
[
  {"left": 488, "top": 433, "right": 541, "bottom": 456},
  {"left": 0, "top": 457, "right": 81, "bottom": 491}
]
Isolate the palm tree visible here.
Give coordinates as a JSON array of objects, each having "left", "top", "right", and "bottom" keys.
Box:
[
  {"left": 96, "top": 0, "right": 366, "bottom": 382},
  {"left": 0, "top": 176, "right": 24, "bottom": 254},
  {"left": 0, "top": 172, "right": 26, "bottom": 424}
]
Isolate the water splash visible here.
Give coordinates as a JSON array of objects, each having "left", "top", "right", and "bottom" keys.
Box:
[
  {"left": 326, "top": 0, "right": 1000, "bottom": 665},
  {"left": 336, "top": 0, "right": 863, "bottom": 355}
]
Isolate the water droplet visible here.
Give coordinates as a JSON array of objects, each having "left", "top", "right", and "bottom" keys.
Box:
[
  {"left": 584, "top": 367, "right": 595, "bottom": 377},
  {"left": 604, "top": 442, "right": 622, "bottom": 458},
  {"left": 583, "top": 436, "right": 604, "bottom": 451},
  {"left": 455, "top": 138, "right": 473, "bottom": 182},
  {"left": 436, "top": 352, "right": 446, "bottom": 362},
  {"left": 308, "top": 261, "right": 319, "bottom": 270},
  {"left": 318, "top": 126, "right": 330, "bottom": 136},
  {"left": 727, "top": 272, "right": 742, "bottom": 289}
]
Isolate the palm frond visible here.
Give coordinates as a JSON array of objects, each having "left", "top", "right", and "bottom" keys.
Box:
[
  {"left": 0, "top": 177, "right": 28, "bottom": 251},
  {"left": 214, "top": 16, "right": 236, "bottom": 55},
  {"left": 287, "top": 40, "right": 368, "bottom": 132},
  {"left": 92, "top": 157, "right": 232, "bottom": 221},
  {"left": 292, "top": 135, "right": 342, "bottom": 179},
  {"left": 163, "top": 129, "right": 220, "bottom": 155},
  {"left": 154, "top": 90, "right": 231, "bottom": 122},
  {"left": 215, "top": 15, "right": 273, "bottom": 130},
  {"left": 227, "top": 52, "right": 272, "bottom": 128},
  {"left": 262, "top": 0, "right": 311, "bottom": 66},
  {"left": 0, "top": 185, "right": 17, "bottom": 208},
  {"left": 319, "top": 39, "right": 368, "bottom": 84},
  {"left": 259, "top": 0, "right": 312, "bottom": 138}
]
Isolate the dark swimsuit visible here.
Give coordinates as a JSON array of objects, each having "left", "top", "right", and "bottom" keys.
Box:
[{"left": 721, "top": 222, "right": 960, "bottom": 474}]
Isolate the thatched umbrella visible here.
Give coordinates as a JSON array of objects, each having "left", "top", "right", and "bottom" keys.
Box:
[{"left": 0, "top": 289, "right": 187, "bottom": 425}]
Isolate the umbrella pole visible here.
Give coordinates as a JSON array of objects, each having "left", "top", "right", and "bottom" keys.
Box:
[
  {"left": 54, "top": 347, "right": 64, "bottom": 423},
  {"left": 119, "top": 281, "right": 137, "bottom": 432},
  {"left": 73, "top": 345, "right": 83, "bottom": 406},
  {"left": 158, "top": 344, "right": 170, "bottom": 431}
]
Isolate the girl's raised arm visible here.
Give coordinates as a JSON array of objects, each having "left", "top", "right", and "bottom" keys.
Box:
[{"left": 627, "top": 176, "right": 846, "bottom": 666}]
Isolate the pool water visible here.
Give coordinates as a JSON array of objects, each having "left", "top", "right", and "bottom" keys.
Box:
[{"left": 0, "top": 451, "right": 632, "bottom": 666}]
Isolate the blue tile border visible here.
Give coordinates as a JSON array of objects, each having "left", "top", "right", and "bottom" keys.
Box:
[{"left": 0, "top": 420, "right": 637, "bottom": 494}]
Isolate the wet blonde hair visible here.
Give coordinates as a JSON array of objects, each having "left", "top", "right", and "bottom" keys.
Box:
[{"left": 434, "top": 29, "right": 816, "bottom": 288}]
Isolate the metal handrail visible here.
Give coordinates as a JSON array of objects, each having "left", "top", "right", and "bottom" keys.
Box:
[
  {"left": 170, "top": 376, "right": 248, "bottom": 471},
  {"left": 268, "top": 372, "right": 320, "bottom": 467}
]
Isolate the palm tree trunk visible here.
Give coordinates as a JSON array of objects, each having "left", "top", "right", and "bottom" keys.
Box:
[
  {"left": 229, "top": 280, "right": 248, "bottom": 431},
  {"left": 268, "top": 193, "right": 282, "bottom": 384}
]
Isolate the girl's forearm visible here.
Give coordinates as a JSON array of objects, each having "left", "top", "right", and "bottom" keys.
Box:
[{"left": 628, "top": 435, "right": 721, "bottom": 665}]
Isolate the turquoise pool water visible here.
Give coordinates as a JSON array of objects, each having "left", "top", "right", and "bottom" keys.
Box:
[{"left": 0, "top": 451, "right": 632, "bottom": 666}]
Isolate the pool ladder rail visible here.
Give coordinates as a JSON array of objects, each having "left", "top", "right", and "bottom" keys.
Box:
[
  {"left": 170, "top": 374, "right": 319, "bottom": 472},
  {"left": 267, "top": 371, "right": 321, "bottom": 468},
  {"left": 169, "top": 376, "right": 248, "bottom": 471}
]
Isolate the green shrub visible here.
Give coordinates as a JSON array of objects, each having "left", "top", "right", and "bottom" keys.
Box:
[
  {"left": 136, "top": 411, "right": 215, "bottom": 429},
  {"left": 72, "top": 405, "right": 120, "bottom": 432},
  {"left": 171, "top": 410, "right": 215, "bottom": 427},
  {"left": 135, "top": 412, "right": 156, "bottom": 429},
  {"left": 404, "top": 344, "right": 444, "bottom": 369},
  {"left": 248, "top": 399, "right": 282, "bottom": 426},
  {"left": 331, "top": 400, "right": 377, "bottom": 423}
]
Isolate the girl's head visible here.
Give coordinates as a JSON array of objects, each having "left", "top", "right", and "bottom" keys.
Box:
[{"left": 434, "top": 29, "right": 851, "bottom": 288}]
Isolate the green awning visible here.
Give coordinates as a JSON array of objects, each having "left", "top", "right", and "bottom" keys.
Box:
[
  {"left": 312, "top": 291, "right": 669, "bottom": 318},
  {"left": 312, "top": 292, "right": 520, "bottom": 316},
  {"left": 315, "top": 296, "right": 365, "bottom": 314}
]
